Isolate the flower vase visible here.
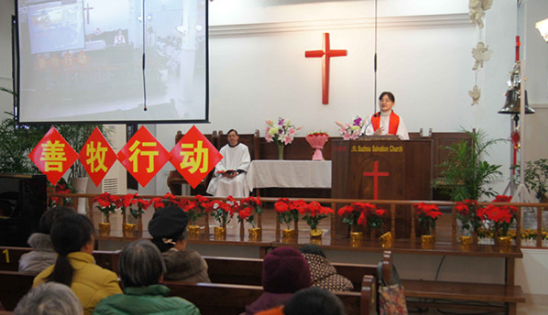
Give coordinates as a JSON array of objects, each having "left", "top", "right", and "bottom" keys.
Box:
[
  {"left": 123, "top": 223, "right": 136, "bottom": 236},
  {"left": 305, "top": 135, "right": 329, "bottom": 161},
  {"left": 421, "top": 235, "right": 435, "bottom": 249},
  {"left": 276, "top": 142, "right": 285, "bottom": 160},
  {"left": 249, "top": 227, "right": 262, "bottom": 241},
  {"left": 214, "top": 226, "right": 226, "bottom": 240}
]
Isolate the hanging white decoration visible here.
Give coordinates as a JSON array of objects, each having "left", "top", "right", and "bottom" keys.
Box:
[
  {"left": 472, "top": 42, "right": 493, "bottom": 70},
  {"left": 468, "top": 85, "right": 481, "bottom": 106},
  {"left": 469, "top": 0, "right": 494, "bottom": 29}
]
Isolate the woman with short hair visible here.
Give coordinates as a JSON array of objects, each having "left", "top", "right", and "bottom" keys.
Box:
[{"left": 93, "top": 239, "right": 201, "bottom": 315}]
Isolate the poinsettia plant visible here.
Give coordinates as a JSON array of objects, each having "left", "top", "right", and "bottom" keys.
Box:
[
  {"left": 455, "top": 199, "right": 481, "bottom": 233},
  {"left": 338, "top": 202, "right": 385, "bottom": 231},
  {"left": 129, "top": 194, "right": 151, "bottom": 219},
  {"left": 274, "top": 198, "right": 306, "bottom": 229},
  {"left": 302, "top": 201, "right": 334, "bottom": 230},
  {"left": 234, "top": 196, "right": 262, "bottom": 228},
  {"left": 93, "top": 192, "right": 120, "bottom": 220},
  {"left": 150, "top": 192, "right": 181, "bottom": 211},
  {"left": 183, "top": 195, "right": 209, "bottom": 225},
  {"left": 476, "top": 195, "right": 517, "bottom": 237},
  {"left": 211, "top": 197, "right": 236, "bottom": 228},
  {"left": 414, "top": 202, "right": 443, "bottom": 235},
  {"left": 48, "top": 178, "right": 74, "bottom": 207}
]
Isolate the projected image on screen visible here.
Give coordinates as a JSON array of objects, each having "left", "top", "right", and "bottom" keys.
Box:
[{"left": 17, "top": 0, "right": 208, "bottom": 124}]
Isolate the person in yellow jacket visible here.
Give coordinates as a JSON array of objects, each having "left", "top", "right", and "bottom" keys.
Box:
[{"left": 33, "top": 213, "right": 122, "bottom": 315}]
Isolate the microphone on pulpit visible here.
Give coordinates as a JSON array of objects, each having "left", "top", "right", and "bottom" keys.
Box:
[{"left": 360, "top": 115, "right": 374, "bottom": 136}]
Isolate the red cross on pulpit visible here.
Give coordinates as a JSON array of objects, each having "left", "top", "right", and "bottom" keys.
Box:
[
  {"left": 363, "top": 161, "right": 389, "bottom": 200},
  {"left": 305, "top": 33, "right": 347, "bottom": 105}
]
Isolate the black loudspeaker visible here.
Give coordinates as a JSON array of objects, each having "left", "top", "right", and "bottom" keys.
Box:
[{"left": 0, "top": 174, "right": 47, "bottom": 246}]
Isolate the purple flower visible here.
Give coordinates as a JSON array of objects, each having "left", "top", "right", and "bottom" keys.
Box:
[{"left": 353, "top": 117, "right": 362, "bottom": 126}]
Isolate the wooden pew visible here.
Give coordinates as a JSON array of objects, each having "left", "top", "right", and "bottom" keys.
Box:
[
  {"left": 165, "top": 275, "right": 375, "bottom": 315},
  {"left": 0, "top": 270, "right": 375, "bottom": 315}
]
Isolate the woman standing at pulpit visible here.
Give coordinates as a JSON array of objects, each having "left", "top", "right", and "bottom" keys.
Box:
[
  {"left": 362, "top": 91, "right": 410, "bottom": 140},
  {"left": 206, "top": 129, "right": 251, "bottom": 198}
]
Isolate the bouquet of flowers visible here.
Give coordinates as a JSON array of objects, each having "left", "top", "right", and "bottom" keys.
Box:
[
  {"left": 335, "top": 116, "right": 365, "bottom": 140},
  {"left": 48, "top": 178, "right": 74, "bottom": 207},
  {"left": 338, "top": 202, "right": 386, "bottom": 232},
  {"left": 476, "top": 195, "right": 517, "bottom": 237},
  {"left": 414, "top": 202, "right": 443, "bottom": 235},
  {"left": 265, "top": 118, "right": 300, "bottom": 145},
  {"left": 93, "top": 192, "right": 120, "bottom": 221},
  {"left": 302, "top": 201, "right": 334, "bottom": 230},
  {"left": 274, "top": 198, "right": 307, "bottom": 230},
  {"left": 305, "top": 131, "right": 329, "bottom": 161}
]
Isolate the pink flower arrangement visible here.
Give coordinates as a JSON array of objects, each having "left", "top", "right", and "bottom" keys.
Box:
[
  {"left": 335, "top": 116, "right": 365, "bottom": 140},
  {"left": 265, "top": 118, "right": 301, "bottom": 145}
]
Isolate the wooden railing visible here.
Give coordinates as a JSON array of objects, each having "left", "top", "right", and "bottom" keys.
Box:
[{"left": 48, "top": 193, "right": 548, "bottom": 249}]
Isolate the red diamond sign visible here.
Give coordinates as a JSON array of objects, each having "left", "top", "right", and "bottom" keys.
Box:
[
  {"left": 28, "top": 126, "right": 78, "bottom": 186},
  {"left": 79, "top": 127, "right": 117, "bottom": 187},
  {"left": 170, "top": 126, "right": 222, "bottom": 188},
  {"left": 117, "top": 126, "right": 172, "bottom": 187}
]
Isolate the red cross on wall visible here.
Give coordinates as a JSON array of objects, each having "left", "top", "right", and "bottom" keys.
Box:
[
  {"left": 305, "top": 33, "right": 347, "bottom": 105},
  {"left": 363, "top": 161, "right": 389, "bottom": 200}
]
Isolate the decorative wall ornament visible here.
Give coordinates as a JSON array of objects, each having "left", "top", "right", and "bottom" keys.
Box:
[
  {"left": 469, "top": 0, "right": 493, "bottom": 29},
  {"left": 469, "top": 85, "right": 481, "bottom": 106},
  {"left": 471, "top": 42, "right": 493, "bottom": 70},
  {"left": 468, "top": 0, "right": 494, "bottom": 105}
]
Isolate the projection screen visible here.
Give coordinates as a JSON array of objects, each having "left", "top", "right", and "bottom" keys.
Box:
[{"left": 16, "top": 0, "right": 208, "bottom": 124}]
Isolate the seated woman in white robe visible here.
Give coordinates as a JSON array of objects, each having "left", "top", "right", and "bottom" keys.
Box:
[
  {"left": 206, "top": 129, "right": 251, "bottom": 198},
  {"left": 362, "top": 91, "right": 409, "bottom": 140}
]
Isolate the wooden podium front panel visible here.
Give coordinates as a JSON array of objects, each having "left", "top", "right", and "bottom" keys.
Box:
[{"left": 332, "top": 140, "right": 433, "bottom": 238}]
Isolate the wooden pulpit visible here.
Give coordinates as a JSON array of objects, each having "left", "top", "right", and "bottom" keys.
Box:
[{"left": 331, "top": 139, "right": 433, "bottom": 238}]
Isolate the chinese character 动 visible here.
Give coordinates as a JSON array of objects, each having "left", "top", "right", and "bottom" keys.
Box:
[{"left": 180, "top": 141, "right": 209, "bottom": 174}]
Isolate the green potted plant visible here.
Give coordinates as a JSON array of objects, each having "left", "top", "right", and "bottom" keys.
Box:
[
  {"left": 435, "top": 129, "right": 504, "bottom": 201},
  {"left": 514, "top": 159, "right": 548, "bottom": 202}
]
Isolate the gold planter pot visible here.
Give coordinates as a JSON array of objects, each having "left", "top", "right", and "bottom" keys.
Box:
[
  {"left": 188, "top": 225, "right": 201, "bottom": 237},
  {"left": 214, "top": 227, "right": 226, "bottom": 240},
  {"left": 350, "top": 231, "right": 363, "bottom": 242},
  {"left": 498, "top": 236, "right": 512, "bottom": 252},
  {"left": 249, "top": 227, "right": 262, "bottom": 241},
  {"left": 282, "top": 229, "right": 296, "bottom": 239},
  {"left": 98, "top": 222, "right": 110, "bottom": 235},
  {"left": 310, "top": 229, "right": 323, "bottom": 239},
  {"left": 379, "top": 232, "right": 394, "bottom": 249},
  {"left": 421, "top": 235, "right": 435, "bottom": 249},
  {"left": 123, "top": 223, "right": 135, "bottom": 236}
]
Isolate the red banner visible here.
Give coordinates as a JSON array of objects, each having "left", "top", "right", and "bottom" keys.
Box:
[
  {"left": 79, "top": 127, "right": 117, "bottom": 187},
  {"left": 170, "top": 126, "right": 222, "bottom": 188},
  {"left": 28, "top": 126, "right": 78, "bottom": 186},
  {"left": 117, "top": 126, "right": 172, "bottom": 187}
]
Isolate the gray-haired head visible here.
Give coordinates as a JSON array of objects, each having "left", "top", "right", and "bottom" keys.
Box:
[
  {"left": 119, "top": 239, "right": 166, "bottom": 287},
  {"left": 14, "top": 282, "right": 83, "bottom": 315}
]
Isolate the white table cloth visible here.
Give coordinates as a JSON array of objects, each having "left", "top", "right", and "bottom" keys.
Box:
[{"left": 246, "top": 160, "right": 331, "bottom": 191}]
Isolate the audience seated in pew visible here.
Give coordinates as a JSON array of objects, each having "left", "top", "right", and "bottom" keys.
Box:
[
  {"left": 240, "top": 247, "right": 312, "bottom": 315},
  {"left": 33, "top": 214, "right": 122, "bottom": 315},
  {"left": 256, "top": 287, "right": 346, "bottom": 315},
  {"left": 14, "top": 282, "right": 83, "bottom": 315},
  {"left": 148, "top": 207, "right": 210, "bottom": 282},
  {"left": 19, "top": 206, "right": 74, "bottom": 273},
  {"left": 94, "top": 239, "right": 200, "bottom": 315},
  {"left": 299, "top": 244, "right": 353, "bottom": 292}
]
